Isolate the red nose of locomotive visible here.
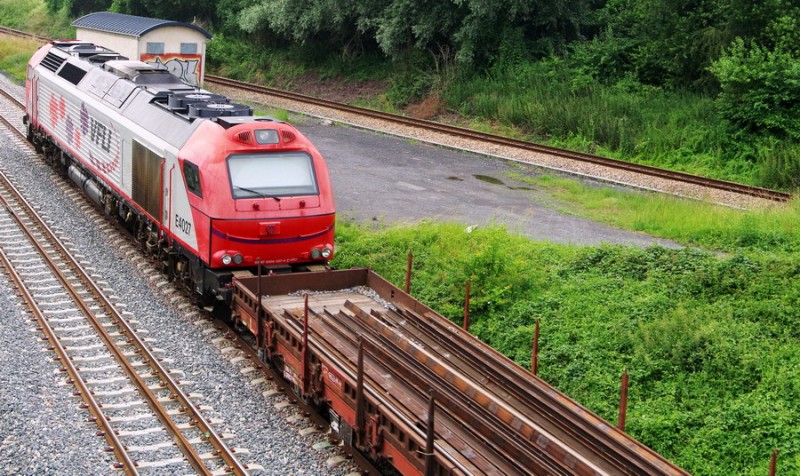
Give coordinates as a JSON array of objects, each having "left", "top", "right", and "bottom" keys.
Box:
[{"left": 181, "top": 118, "right": 335, "bottom": 271}]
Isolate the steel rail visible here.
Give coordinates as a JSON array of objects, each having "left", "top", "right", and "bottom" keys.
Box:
[
  {"left": 0, "top": 113, "right": 26, "bottom": 144},
  {"left": 348, "top": 300, "right": 637, "bottom": 474},
  {"left": 277, "top": 307, "right": 479, "bottom": 475},
  {"left": 394, "top": 305, "right": 686, "bottom": 475},
  {"left": 234, "top": 270, "right": 691, "bottom": 475},
  {"left": 276, "top": 294, "right": 624, "bottom": 475},
  {"left": 0, "top": 119, "right": 249, "bottom": 475},
  {"left": 206, "top": 314, "right": 389, "bottom": 476},
  {"left": 0, "top": 223, "right": 139, "bottom": 475},
  {"left": 0, "top": 170, "right": 210, "bottom": 473},
  {"left": 335, "top": 302, "right": 604, "bottom": 475},
  {"left": 0, "top": 25, "right": 788, "bottom": 202},
  {"left": 0, "top": 25, "right": 49, "bottom": 42},
  {"left": 204, "top": 75, "right": 791, "bottom": 203},
  {"left": 0, "top": 86, "right": 23, "bottom": 108}
]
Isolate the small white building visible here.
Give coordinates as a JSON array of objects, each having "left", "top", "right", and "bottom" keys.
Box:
[{"left": 72, "top": 12, "right": 212, "bottom": 86}]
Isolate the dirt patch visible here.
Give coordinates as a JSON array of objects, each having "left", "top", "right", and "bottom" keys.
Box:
[
  {"left": 406, "top": 93, "right": 444, "bottom": 120},
  {"left": 284, "top": 72, "right": 448, "bottom": 121},
  {"left": 288, "top": 72, "right": 388, "bottom": 104}
]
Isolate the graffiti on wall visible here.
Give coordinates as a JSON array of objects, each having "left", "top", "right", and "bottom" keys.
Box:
[{"left": 140, "top": 54, "right": 202, "bottom": 86}]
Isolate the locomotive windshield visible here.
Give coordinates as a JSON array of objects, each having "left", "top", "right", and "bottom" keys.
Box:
[{"left": 228, "top": 152, "right": 318, "bottom": 198}]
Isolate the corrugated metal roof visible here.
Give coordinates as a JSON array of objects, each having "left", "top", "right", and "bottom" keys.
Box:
[{"left": 72, "top": 12, "right": 211, "bottom": 39}]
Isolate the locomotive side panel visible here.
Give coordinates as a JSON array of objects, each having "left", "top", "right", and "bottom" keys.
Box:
[
  {"left": 169, "top": 154, "right": 201, "bottom": 252},
  {"left": 35, "top": 76, "right": 125, "bottom": 189}
]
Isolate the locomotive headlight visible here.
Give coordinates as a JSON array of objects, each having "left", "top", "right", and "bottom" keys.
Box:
[
  {"left": 221, "top": 254, "right": 233, "bottom": 265},
  {"left": 311, "top": 246, "right": 332, "bottom": 260},
  {"left": 233, "top": 253, "right": 244, "bottom": 264}
]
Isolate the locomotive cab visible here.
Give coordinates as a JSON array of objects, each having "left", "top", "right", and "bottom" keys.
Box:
[{"left": 175, "top": 116, "right": 336, "bottom": 300}]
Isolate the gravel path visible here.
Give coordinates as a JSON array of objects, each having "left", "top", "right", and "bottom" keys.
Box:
[{"left": 0, "top": 74, "right": 358, "bottom": 475}]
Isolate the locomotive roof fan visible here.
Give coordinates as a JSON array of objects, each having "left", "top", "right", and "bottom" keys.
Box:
[
  {"left": 167, "top": 91, "right": 227, "bottom": 111},
  {"left": 188, "top": 102, "right": 253, "bottom": 118}
]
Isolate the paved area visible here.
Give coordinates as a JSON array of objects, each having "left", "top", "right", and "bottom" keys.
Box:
[{"left": 298, "top": 121, "right": 678, "bottom": 247}]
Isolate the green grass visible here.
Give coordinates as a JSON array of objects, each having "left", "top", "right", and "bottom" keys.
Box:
[
  {"left": 520, "top": 173, "right": 800, "bottom": 252},
  {"left": 0, "top": 36, "right": 40, "bottom": 81},
  {"left": 0, "top": 0, "right": 73, "bottom": 38},
  {"left": 205, "top": 34, "right": 391, "bottom": 91},
  {"left": 443, "top": 62, "right": 800, "bottom": 190},
  {"left": 247, "top": 105, "right": 290, "bottom": 122},
  {"left": 0, "top": 0, "right": 73, "bottom": 82},
  {"left": 330, "top": 177, "right": 800, "bottom": 476},
  {"left": 333, "top": 217, "right": 800, "bottom": 476}
]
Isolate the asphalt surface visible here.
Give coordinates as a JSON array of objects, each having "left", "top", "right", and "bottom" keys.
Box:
[{"left": 298, "top": 120, "right": 678, "bottom": 247}]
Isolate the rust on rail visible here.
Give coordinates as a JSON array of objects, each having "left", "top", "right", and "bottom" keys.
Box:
[{"left": 231, "top": 268, "right": 690, "bottom": 475}]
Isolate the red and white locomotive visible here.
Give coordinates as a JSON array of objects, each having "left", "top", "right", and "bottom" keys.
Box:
[{"left": 24, "top": 40, "right": 336, "bottom": 306}]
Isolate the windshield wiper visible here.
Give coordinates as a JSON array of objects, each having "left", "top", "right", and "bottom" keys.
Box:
[{"left": 234, "top": 186, "right": 281, "bottom": 201}]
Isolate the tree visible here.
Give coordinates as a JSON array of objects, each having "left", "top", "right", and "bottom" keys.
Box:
[
  {"left": 711, "top": 36, "right": 800, "bottom": 139},
  {"left": 224, "top": 0, "right": 600, "bottom": 67},
  {"left": 590, "top": 0, "right": 798, "bottom": 91},
  {"left": 111, "top": 0, "right": 216, "bottom": 25},
  {"left": 45, "top": 0, "right": 113, "bottom": 16}
]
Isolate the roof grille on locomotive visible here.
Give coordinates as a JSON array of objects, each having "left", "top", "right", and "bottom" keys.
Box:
[
  {"left": 87, "top": 53, "right": 129, "bottom": 64},
  {"left": 42, "top": 41, "right": 257, "bottom": 124}
]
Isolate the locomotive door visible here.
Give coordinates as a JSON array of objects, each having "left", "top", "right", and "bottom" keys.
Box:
[
  {"left": 167, "top": 154, "right": 198, "bottom": 249},
  {"left": 27, "top": 71, "right": 38, "bottom": 129},
  {"left": 131, "top": 140, "right": 163, "bottom": 223}
]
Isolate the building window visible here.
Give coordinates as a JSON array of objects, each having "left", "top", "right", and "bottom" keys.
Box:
[
  {"left": 146, "top": 42, "right": 164, "bottom": 55},
  {"left": 180, "top": 43, "right": 197, "bottom": 55}
]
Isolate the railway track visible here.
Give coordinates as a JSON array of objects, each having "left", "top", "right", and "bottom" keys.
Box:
[
  {"left": 0, "top": 172, "right": 249, "bottom": 474},
  {"left": 0, "top": 25, "right": 48, "bottom": 41},
  {"left": 0, "top": 25, "right": 790, "bottom": 204},
  {"left": 0, "top": 60, "right": 375, "bottom": 476},
  {"left": 203, "top": 77, "right": 791, "bottom": 205},
  {"left": 0, "top": 72, "right": 251, "bottom": 476}
]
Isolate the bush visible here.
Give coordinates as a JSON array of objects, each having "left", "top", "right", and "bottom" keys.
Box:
[
  {"left": 757, "top": 139, "right": 800, "bottom": 190},
  {"left": 711, "top": 38, "right": 800, "bottom": 139}
]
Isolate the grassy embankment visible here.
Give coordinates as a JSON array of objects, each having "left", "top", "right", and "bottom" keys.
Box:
[
  {"left": 2, "top": 4, "right": 799, "bottom": 474},
  {"left": 443, "top": 63, "right": 765, "bottom": 186}
]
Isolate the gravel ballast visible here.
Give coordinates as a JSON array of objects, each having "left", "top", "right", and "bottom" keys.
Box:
[{"left": 0, "top": 74, "right": 358, "bottom": 475}]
